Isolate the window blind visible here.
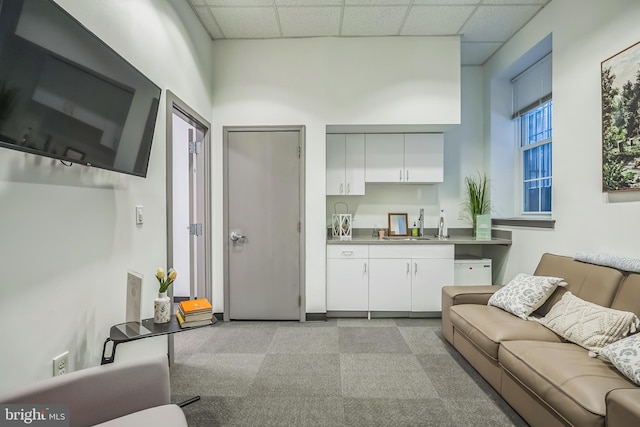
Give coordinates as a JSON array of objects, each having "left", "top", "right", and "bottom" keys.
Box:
[{"left": 512, "top": 53, "right": 552, "bottom": 119}]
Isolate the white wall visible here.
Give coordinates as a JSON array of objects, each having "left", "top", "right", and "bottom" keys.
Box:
[
  {"left": 0, "top": 0, "right": 213, "bottom": 391},
  {"left": 210, "top": 36, "right": 461, "bottom": 314},
  {"left": 327, "top": 66, "right": 485, "bottom": 234},
  {"left": 484, "top": 0, "right": 640, "bottom": 281}
]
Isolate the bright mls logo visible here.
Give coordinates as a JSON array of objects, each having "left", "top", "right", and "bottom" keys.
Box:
[{"left": 0, "top": 405, "right": 68, "bottom": 426}]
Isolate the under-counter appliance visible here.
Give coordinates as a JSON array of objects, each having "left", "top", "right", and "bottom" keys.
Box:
[{"left": 454, "top": 256, "right": 492, "bottom": 285}]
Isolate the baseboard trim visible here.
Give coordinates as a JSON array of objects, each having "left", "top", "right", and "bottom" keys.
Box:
[{"left": 305, "top": 312, "right": 327, "bottom": 322}]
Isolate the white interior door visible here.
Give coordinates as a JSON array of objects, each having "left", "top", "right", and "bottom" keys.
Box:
[{"left": 224, "top": 127, "right": 304, "bottom": 320}]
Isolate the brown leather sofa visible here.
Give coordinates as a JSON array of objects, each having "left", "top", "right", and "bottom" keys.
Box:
[{"left": 442, "top": 253, "right": 640, "bottom": 427}]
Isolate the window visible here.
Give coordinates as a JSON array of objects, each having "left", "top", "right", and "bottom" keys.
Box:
[
  {"left": 512, "top": 53, "right": 552, "bottom": 214},
  {"left": 517, "top": 100, "right": 552, "bottom": 213}
]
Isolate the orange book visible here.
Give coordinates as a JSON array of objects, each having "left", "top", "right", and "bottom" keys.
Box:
[{"left": 179, "top": 298, "right": 212, "bottom": 314}]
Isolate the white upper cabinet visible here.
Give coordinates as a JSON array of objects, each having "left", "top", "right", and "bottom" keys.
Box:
[
  {"left": 363, "top": 133, "right": 405, "bottom": 183},
  {"left": 326, "top": 134, "right": 365, "bottom": 196},
  {"left": 365, "top": 133, "right": 444, "bottom": 183},
  {"left": 404, "top": 133, "right": 444, "bottom": 183}
]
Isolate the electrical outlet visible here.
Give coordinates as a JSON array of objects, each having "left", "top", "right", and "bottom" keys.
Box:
[{"left": 53, "top": 351, "right": 69, "bottom": 376}]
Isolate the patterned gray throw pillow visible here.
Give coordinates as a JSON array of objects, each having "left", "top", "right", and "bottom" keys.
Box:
[
  {"left": 488, "top": 273, "right": 566, "bottom": 320},
  {"left": 595, "top": 334, "right": 640, "bottom": 385}
]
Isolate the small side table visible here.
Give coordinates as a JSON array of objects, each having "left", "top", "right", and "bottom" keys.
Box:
[{"left": 101, "top": 314, "right": 218, "bottom": 365}]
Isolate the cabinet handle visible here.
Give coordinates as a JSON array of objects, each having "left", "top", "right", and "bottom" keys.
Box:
[
  {"left": 340, "top": 183, "right": 344, "bottom": 194},
  {"left": 399, "top": 170, "right": 403, "bottom": 181},
  {"left": 406, "top": 170, "right": 409, "bottom": 181},
  {"left": 414, "top": 263, "right": 417, "bottom": 274},
  {"left": 341, "top": 251, "right": 354, "bottom": 256},
  {"left": 406, "top": 262, "right": 410, "bottom": 274},
  {"left": 347, "top": 183, "right": 350, "bottom": 194},
  {"left": 363, "top": 262, "right": 367, "bottom": 274}
]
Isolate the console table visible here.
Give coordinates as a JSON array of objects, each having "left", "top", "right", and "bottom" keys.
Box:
[{"left": 101, "top": 314, "right": 218, "bottom": 365}]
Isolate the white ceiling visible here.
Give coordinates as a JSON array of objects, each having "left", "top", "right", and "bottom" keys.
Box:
[{"left": 185, "top": 0, "right": 551, "bottom": 65}]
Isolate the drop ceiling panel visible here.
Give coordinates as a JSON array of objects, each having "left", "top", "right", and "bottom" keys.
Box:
[
  {"left": 211, "top": 7, "right": 281, "bottom": 38},
  {"left": 204, "top": 0, "right": 273, "bottom": 5},
  {"left": 461, "top": 5, "right": 542, "bottom": 42},
  {"left": 342, "top": 6, "right": 408, "bottom": 36},
  {"left": 277, "top": 0, "right": 341, "bottom": 4},
  {"left": 185, "top": 0, "right": 551, "bottom": 65},
  {"left": 279, "top": 7, "right": 342, "bottom": 37},
  {"left": 402, "top": 6, "right": 475, "bottom": 36},
  {"left": 413, "top": 0, "right": 480, "bottom": 4},
  {"left": 194, "top": 6, "right": 224, "bottom": 39},
  {"left": 345, "top": 0, "right": 411, "bottom": 5}
]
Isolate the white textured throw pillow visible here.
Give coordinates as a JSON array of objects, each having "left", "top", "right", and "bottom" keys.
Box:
[
  {"left": 593, "top": 334, "right": 640, "bottom": 385},
  {"left": 487, "top": 273, "right": 566, "bottom": 320},
  {"left": 538, "top": 292, "right": 640, "bottom": 352}
]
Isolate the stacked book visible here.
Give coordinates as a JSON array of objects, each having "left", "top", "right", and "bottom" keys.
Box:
[{"left": 176, "top": 298, "right": 213, "bottom": 328}]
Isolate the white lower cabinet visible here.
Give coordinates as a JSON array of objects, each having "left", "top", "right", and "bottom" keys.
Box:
[
  {"left": 327, "top": 244, "right": 454, "bottom": 313},
  {"left": 326, "top": 245, "right": 369, "bottom": 311},
  {"left": 411, "top": 257, "right": 454, "bottom": 311},
  {"left": 368, "top": 258, "right": 412, "bottom": 311}
]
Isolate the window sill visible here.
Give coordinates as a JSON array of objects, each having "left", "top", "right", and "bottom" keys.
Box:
[{"left": 492, "top": 217, "right": 555, "bottom": 229}]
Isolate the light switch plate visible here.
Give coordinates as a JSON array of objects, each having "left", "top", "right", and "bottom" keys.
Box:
[{"left": 135, "top": 205, "right": 143, "bottom": 225}]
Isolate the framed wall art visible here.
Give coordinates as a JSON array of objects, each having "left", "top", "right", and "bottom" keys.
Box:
[{"left": 601, "top": 40, "right": 640, "bottom": 192}]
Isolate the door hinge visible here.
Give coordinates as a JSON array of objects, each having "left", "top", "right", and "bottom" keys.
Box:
[
  {"left": 297, "top": 146, "right": 301, "bottom": 158},
  {"left": 189, "top": 223, "right": 203, "bottom": 236},
  {"left": 189, "top": 141, "right": 202, "bottom": 154}
]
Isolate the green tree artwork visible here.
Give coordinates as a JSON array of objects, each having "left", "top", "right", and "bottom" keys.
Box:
[{"left": 601, "top": 41, "right": 640, "bottom": 192}]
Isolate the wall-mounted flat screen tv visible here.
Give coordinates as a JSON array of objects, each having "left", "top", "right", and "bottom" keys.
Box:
[{"left": 0, "top": 0, "right": 161, "bottom": 177}]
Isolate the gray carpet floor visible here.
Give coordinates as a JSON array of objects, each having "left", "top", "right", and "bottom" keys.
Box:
[{"left": 170, "top": 318, "right": 528, "bottom": 427}]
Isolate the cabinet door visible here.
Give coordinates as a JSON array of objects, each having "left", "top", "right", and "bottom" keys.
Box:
[
  {"left": 327, "top": 258, "right": 368, "bottom": 311},
  {"left": 411, "top": 258, "right": 454, "bottom": 311},
  {"left": 404, "top": 133, "right": 444, "bottom": 183},
  {"left": 344, "top": 134, "right": 365, "bottom": 195},
  {"left": 365, "top": 133, "right": 404, "bottom": 182},
  {"left": 368, "top": 258, "right": 412, "bottom": 311},
  {"left": 326, "top": 134, "right": 346, "bottom": 195}
]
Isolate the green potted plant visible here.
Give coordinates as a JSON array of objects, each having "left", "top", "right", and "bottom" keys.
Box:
[{"left": 462, "top": 172, "right": 490, "bottom": 236}]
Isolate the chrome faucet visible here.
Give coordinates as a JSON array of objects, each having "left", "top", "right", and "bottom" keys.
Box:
[{"left": 418, "top": 208, "right": 424, "bottom": 237}]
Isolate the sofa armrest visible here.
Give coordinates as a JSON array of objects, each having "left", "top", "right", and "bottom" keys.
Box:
[
  {"left": 441, "top": 285, "right": 501, "bottom": 344},
  {"left": 0, "top": 355, "right": 172, "bottom": 427},
  {"left": 606, "top": 388, "right": 640, "bottom": 427}
]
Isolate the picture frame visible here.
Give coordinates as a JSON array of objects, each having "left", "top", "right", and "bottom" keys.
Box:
[
  {"left": 601, "top": 40, "right": 640, "bottom": 192},
  {"left": 388, "top": 213, "right": 408, "bottom": 236}
]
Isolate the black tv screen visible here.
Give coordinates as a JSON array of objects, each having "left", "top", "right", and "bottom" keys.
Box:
[{"left": 0, "top": 0, "right": 161, "bottom": 177}]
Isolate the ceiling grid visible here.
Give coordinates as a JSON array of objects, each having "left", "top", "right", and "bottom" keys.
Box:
[{"left": 187, "top": 0, "right": 551, "bottom": 65}]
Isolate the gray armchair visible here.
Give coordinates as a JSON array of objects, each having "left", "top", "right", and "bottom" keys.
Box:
[{"left": 0, "top": 355, "right": 187, "bottom": 427}]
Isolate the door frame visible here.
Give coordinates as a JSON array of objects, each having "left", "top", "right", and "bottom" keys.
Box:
[
  {"left": 165, "top": 90, "right": 213, "bottom": 360},
  {"left": 222, "top": 125, "right": 306, "bottom": 322}
]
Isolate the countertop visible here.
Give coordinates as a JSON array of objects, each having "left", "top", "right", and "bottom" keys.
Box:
[{"left": 326, "top": 228, "right": 512, "bottom": 246}]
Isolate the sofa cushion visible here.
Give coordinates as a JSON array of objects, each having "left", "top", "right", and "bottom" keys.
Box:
[
  {"left": 537, "top": 292, "right": 639, "bottom": 352},
  {"left": 499, "top": 341, "right": 637, "bottom": 424},
  {"left": 450, "top": 304, "right": 562, "bottom": 361},
  {"left": 611, "top": 273, "right": 640, "bottom": 317},
  {"left": 533, "top": 253, "right": 624, "bottom": 316},
  {"left": 488, "top": 273, "right": 566, "bottom": 320},
  {"left": 595, "top": 333, "right": 640, "bottom": 386},
  {"left": 94, "top": 404, "right": 187, "bottom": 427}
]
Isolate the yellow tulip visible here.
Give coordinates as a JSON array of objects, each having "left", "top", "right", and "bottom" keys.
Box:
[
  {"left": 156, "top": 267, "right": 165, "bottom": 280},
  {"left": 168, "top": 269, "right": 177, "bottom": 281}
]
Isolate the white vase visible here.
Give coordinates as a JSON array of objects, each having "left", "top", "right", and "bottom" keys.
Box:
[{"left": 154, "top": 292, "right": 171, "bottom": 324}]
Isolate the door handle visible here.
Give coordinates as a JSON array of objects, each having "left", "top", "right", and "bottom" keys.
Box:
[
  {"left": 399, "top": 170, "right": 403, "bottom": 181},
  {"left": 406, "top": 170, "right": 409, "bottom": 181},
  {"left": 414, "top": 263, "right": 417, "bottom": 274},
  {"left": 347, "top": 183, "right": 350, "bottom": 194},
  {"left": 406, "top": 262, "right": 410, "bottom": 274},
  {"left": 340, "top": 183, "right": 344, "bottom": 194},
  {"left": 230, "top": 231, "right": 246, "bottom": 242}
]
